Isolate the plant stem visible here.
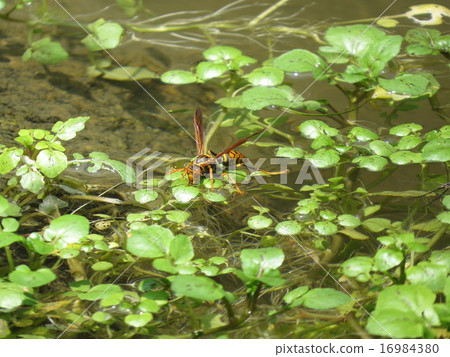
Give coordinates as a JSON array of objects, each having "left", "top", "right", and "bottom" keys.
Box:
[
  {"left": 248, "top": 0, "right": 290, "bottom": 26},
  {"left": 4, "top": 247, "right": 15, "bottom": 272}
]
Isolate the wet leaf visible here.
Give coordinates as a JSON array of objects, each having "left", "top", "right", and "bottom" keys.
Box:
[
  {"left": 82, "top": 19, "right": 124, "bottom": 51},
  {"left": 172, "top": 185, "right": 199, "bottom": 203},
  {"left": 161, "top": 70, "right": 197, "bottom": 84},
  {"left": 124, "top": 313, "right": 153, "bottom": 327},
  {"left": 43, "top": 215, "right": 89, "bottom": 249},
  {"left": 374, "top": 248, "right": 403, "bottom": 271},
  {"left": 23, "top": 37, "right": 68, "bottom": 65},
  {"left": 301, "top": 288, "right": 351, "bottom": 310},
  {"left": 273, "top": 49, "right": 326, "bottom": 73},
  {"left": 36, "top": 149, "right": 67, "bottom": 178},
  {"left": 248, "top": 215, "right": 273, "bottom": 230},
  {"left": 170, "top": 234, "right": 194, "bottom": 264},
  {"left": 0, "top": 148, "right": 23, "bottom": 174},
  {"left": 353, "top": 155, "right": 388, "bottom": 171},
  {"left": 348, "top": 127, "right": 378, "bottom": 142},
  {"left": 203, "top": 46, "right": 242, "bottom": 61},
  {"left": 314, "top": 221, "right": 338, "bottom": 235},
  {"left": 341, "top": 256, "right": 373, "bottom": 282},
  {"left": 78, "top": 284, "right": 122, "bottom": 301},
  {"left": 196, "top": 62, "right": 228, "bottom": 81},
  {"left": 91, "top": 262, "right": 113, "bottom": 271},
  {"left": 134, "top": 189, "right": 158, "bottom": 203},
  {"left": 127, "top": 225, "right": 174, "bottom": 258},
  {"left": 368, "top": 140, "right": 396, "bottom": 156},
  {"left": 52, "top": 117, "right": 90, "bottom": 141},
  {"left": 165, "top": 210, "right": 190, "bottom": 223},
  {"left": 275, "top": 221, "right": 302, "bottom": 235},
  {"left": 276, "top": 147, "right": 305, "bottom": 159},
  {"left": 308, "top": 148, "right": 340, "bottom": 168},
  {"left": 389, "top": 151, "right": 423, "bottom": 165},
  {"left": 0, "top": 232, "right": 24, "bottom": 248},
  {"left": 245, "top": 67, "right": 284, "bottom": 86},
  {"left": 299, "top": 120, "right": 338, "bottom": 139},
  {"left": 9, "top": 265, "right": 56, "bottom": 288},
  {"left": 362, "top": 217, "right": 390, "bottom": 232},
  {"left": 171, "top": 275, "right": 225, "bottom": 301},
  {"left": 406, "top": 262, "right": 447, "bottom": 292},
  {"left": 338, "top": 214, "right": 361, "bottom": 227}
]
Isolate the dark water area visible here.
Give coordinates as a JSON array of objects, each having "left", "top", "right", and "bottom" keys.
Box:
[{"left": 0, "top": 0, "right": 449, "bottom": 187}]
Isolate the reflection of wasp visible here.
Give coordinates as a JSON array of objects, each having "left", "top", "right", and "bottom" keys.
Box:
[{"left": 170, "top": 107, "right": 287, "bottom": 194}]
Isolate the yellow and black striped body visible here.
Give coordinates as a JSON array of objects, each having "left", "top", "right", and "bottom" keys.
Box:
[{"left": 209, "top": 150, "right": 246, "bottom": 169}]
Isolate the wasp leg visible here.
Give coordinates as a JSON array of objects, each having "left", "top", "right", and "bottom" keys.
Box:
[
  {"left": 255, "top": 168, "right": 289, "bottom": 175},
  {"left": 208, "top": 166, "right": 215, "bottom": 190},
  {"left": 222, "top": 172, "right": 244, "bottom": 194}
]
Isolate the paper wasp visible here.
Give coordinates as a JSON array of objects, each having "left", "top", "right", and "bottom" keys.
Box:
[{"left": 169, "top": 107, "right": 287, "bottom": 193}]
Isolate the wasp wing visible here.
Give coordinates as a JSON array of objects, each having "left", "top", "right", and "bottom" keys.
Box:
[{"left": 194, "top": 107, "right": 205, "bottom": 156}]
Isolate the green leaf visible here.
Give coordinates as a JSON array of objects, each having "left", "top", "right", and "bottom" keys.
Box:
[
  {"left": 124, "top": 312, "right": 153, "bottom": 327},
  {"left": 337, "top": 214, "right": 361, "bottom": 227},
  {"left": 1, "top": 218, "right": 19, "bottom": 232},
  {"left": 78, "top": 284, "right": 122, "bottom": 301},
  {"left": 36, "top": 149, "right": 67, "bottom": 178},
  {"left": 389, "top": 151, "right": 423, "bottom": 165},
  {"left": 362, "top": 217, "right": 390, "bottom": 232},
  {"left": 126, "top": 225, "right": 174, "bottom": 258},
  {"left": 0, "top": 197, "right": 20, "bottom": 218},
  {"left": 299, "top": 120, "right": 338, "bottom": 139},
  {"left": 240, "top": 248, "right": 284, "bottom": 279},
  {"left": 374, "top": 248, "right": 403, "bottom": 271},
  {"left": 283, "top": 286, "right": 309, "bottom": 304},
  {"left": 247, "top": 215, "right": 273, "bottom": 230},
  {"left": 308, "top": 148, "right": 340, "bottom": 168},
  {"left": 19, "top": 170, "right": 45, "bottom": 194},
  {"left": 366, "top": 285, "right": 436, "bottom": 338},
  {"left": 9, "top": 265, "right": 56, "bottom": 288},
  {"left": 170, "top": 234, "right": 194, "bottom": 264},
  {"left": 203, "top": 46, "right": 242, "bottom": 61},
  {"left": 91, "top": 262, "right": 113, "bottom": 271},
  {"left": 406, "top": 262, "right": 447, "bottom": 292},
  {"left": 301, "top": 288, "right": 351, "bottom": 310},
  {"left": 314, "top": 221, "right": 338, "bottom": 235},
  {"left": 276, "top": 147, "right": 305, "bottom": 159},
  {"left": 26, "top": 232, "right": 54, "bottom": 255},
  {"left": 23, "top": 37, "right": 68, "bottom": 65},
  {"left": 0, "top": 280, "right": 28, "bottom": 310},
  {"left": 51, "top": 116, "right": 90, "bottom": 141},
  {"left": 389, "top": 123, "right": 423, "bottom": 136},
  {"left": 134, "top": 189, "right": 158, "bottom": 203},
  {"left": 171, "top": 275, "right": 225, "bottom": 301},
  {"left": 422, "top": 139, "right": 450, "bottom": 163},
  {"left": 397, "top": 136, "right": 423, "bottom": 150},
  {"left": 172, "top": 185, "right": 199, "bottom": 203},
  {"left": 275, "top": 221, "right": 302, "bottom": 235},
  {"left": 272, "top": 49, "right": 326, "bottom": 73},
  {"left": 245, "top": 67, "right": 284, "bottom": 86},
  {"left": 319, "top": 25, "right": 385, "bottom": 63},
  {"left": 340, "top": 256, "right": 373, "bottom": 282},
  {"left": 368, "top": 140, "right": 396, "bottom": 156},
  {"left": 0, "top": 232, "right": 24, "bottom": 248},
  {"left": 347, "top": 127, "right": 378, "bottom": 141},
  {"left": 437, "top": 211, "right": 450, "bottom": 224},
  {"left": 43, "top": 215, "right": 89, "bottom": 249},
  {"left": 196, "top": 62, "right": 228, "bottom": 81},
  {"left": 0, "top": 148, "right": 23, "bottom": 174},
  {"left": 161, "top": 70, "right": 197, "bottom": 84},
  {"left": 165, "top": 210, "right": 190, "bottom": 223},
  {"left": 152, "top": 258, "right": 177, "bottom": 274},
  {"left": 202, "top": 191, "right": 226, "bottom": 202},
  {"left": 81, "top": 19, "right": 124, "bottom": 51},
  {"left": 241, "top": 86, "right": 302, "bottom": 110},
  {"left": 92, "top": 311, "right": 113, "bottom": 324},
  {"left": 353, "top": 155, "right": 388, "bottom": 171},
  {"left": 102, "top": 66, "right": 158, "bottom": 80},
  {"left": 379, "top": 74, "right": 431, "bottom": 97}
]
